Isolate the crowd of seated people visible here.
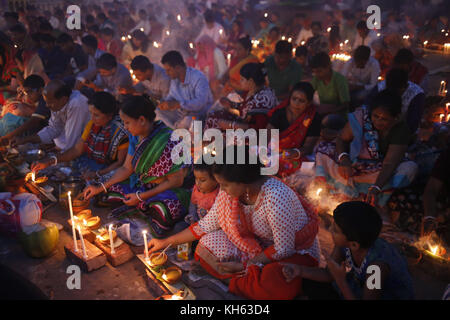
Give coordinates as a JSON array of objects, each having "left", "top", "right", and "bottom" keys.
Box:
[{"left": 0, "top": 0, "right": 449, "bottom": 301}]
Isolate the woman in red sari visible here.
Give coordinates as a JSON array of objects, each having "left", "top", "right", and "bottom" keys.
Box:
[{"left": 267, "top": 82, "right": 322, "bottom": 178}]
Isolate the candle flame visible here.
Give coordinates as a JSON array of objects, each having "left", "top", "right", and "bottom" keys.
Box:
[
  {"left": 281, "top": 36, "right": 286, "bottom": 40},
  {"left": 177, "top": 14, "right": 181, "bottom": 21},
  {"left": 166, "top": 30, "right": 170, "bottom": 36},
  {"left": 327, "top": 27, "right": 331, "bottom": 32},
  {"left": 127, "top": 35, "right": 132, "bottom": 39},
  {"left": 344, "top": 39, "right": 349, "bottom": 44},
  {"left": 189, "top": 42, "right": 194, "bottom": 49},
  {"left": 288, "top": 37, "right": 292, "bottom": 43},
  {"left": 142, "top": 230, "right": 147, "bottom": 235},
  {"left": 423, "top": 40, "right": 428, "bottom": 45},
  {"left": 264, "top": 12, "right": 268, "bottom": 18},
  {"left": 153, "top": 41, "right": 159, "bottom": 48},
  {"left": 121, "top": 36, "right": 126, "bottom": 41},
  {"left": 140, "top": 27, "right": 144, "bottom": 32},
  {"left": 219, "top": 29, "right": 223, "bottom": 35},
  {"left": 301, "top": 41, "right": 305, "bottom": 46}
]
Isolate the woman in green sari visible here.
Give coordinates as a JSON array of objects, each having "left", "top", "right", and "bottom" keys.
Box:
[{"left": 83, "top": 95, "right": 193, "bottom": 239}]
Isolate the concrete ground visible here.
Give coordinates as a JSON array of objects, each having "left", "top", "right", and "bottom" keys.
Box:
[{"left": 1, "top": 200, "right": 447, "bottom": 300}]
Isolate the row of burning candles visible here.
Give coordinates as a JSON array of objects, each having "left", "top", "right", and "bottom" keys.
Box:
[{"left": 67, "top": 191, "right": 115, "bottom": 259}]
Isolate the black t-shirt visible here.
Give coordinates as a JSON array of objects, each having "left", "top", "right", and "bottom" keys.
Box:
[{"left": 269, "top": 107, "right": 322, "bottom": 138}]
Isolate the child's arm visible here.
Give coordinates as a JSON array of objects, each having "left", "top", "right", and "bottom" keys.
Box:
[
  {"left": 185, "top": 203, "right": 199, "bottom": 225},
  {"left": 282, "top": 246, "right": 345, "bottom": 283}
]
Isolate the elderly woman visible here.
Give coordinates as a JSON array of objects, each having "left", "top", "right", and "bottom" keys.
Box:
[
  {"left": 31, "top": 91, "right": 128, "bottom": 182},
  {"left": 83, "top": 95, "right": 192, "bottom": 239},
  {"left": 267, "top": 82, "right": 322, "bottom": 178},
  {"left": 147, "top": 145, "right": 320, "bottom": 300},
  {"left": 315, "top": 90, "right": 418, "bottom": 208},
  {"left": 205, "top": 63, "right": 278, "bottom": 132}
]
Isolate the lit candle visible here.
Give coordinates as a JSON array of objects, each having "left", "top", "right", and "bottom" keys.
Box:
[
  {"left": 142, "top": 230, "right": 149, "bottom": 261},
  {"left": 177, "top": 14, "right": 181, "bottom": 21},
  {"left": 219, "top": 29, "right": 223, "bottom": 36},
  {"left": 378, "top": 76, "right": 383, "bottom": 81},
  {"left": 127, "top": 35, "right": 132, "bottom": 39},
  {"left": 423, "top": 40, "right": 428, "bottom": 47},
  {"left": 227, "top": 53, "right": 231, "bottom": 67},
  {"left": 281, "top": 35, "right": 286, "bottom": 41},
  {"left": 288, "top": 37, "right": 292, "bottom": 43},
  {"left": 153, "top": 41, "right": 159, "bottom": 48},
  {"left": 121, "top": 36, "right": 126, "bottom": 42},
  {"left": 377, "top": 33, "right": 381, "bottom": 37},
  {"left": 109, "top": 224, "right": 115, "bottom": 254},
  {"left": 444, "top": 43, "right": 450, "bottom": 54},
  {"left": 344, "top": 39, "right": 349, "bottom": 44},
  {"left": 439, "top": 81, "right": 447, "bottom": 96},
  {"left": 140, "top": 27, "right": 144, "bottom": 32},
  {"left": 77, "top": 225, "right": 88, "bottom": 259},
  {"left": 292, "top": 48, "right": 296, "bottom": 55},
  {"left": 68, "top": 192, "right": 79, "bottom": 252},
  {"left": 301, "top": 41, "right": 305, "bottom": 46},
  {"left": 264, "top": 12, "right": 268, "bottom": 18},
  {"left": 189, "top": 42, "right": 194, "bottom": 49},
  {"left": 327, "top": 27, "right": 331, "bottom": 32},
  {"left": 166, "top": 30, "right": 170, "bottom": 36}
]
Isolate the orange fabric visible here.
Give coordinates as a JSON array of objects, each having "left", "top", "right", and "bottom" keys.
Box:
[
  {"left": 229, "top": 253, "right": 318, "bottom": 300},
  {"left": 190, "top": 185, "right": 219, "bottom": 212}
]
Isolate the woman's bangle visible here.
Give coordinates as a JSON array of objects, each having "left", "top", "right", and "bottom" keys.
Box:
[
  {"left": 369, "top": 185, "right": 382, "bottom": 192},
  {"left": 50, "top": 156, "right": 57, "bottom": 166},
  {"left": 338, "top": 152, "right": 349, "bottom": 163},
  {"left": 100, "top": 182, "right": 108, "bottom": 193},
  {"left": 136, "top": 191, "right": 144, "bottom": 202}
]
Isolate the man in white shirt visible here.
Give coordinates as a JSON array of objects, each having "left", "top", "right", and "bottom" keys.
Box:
[
  {"left": 12, "top": 80, "right": 90, "bottom": 152},
  {"left": 342, "top": 45, "right": 380, "bottom": 107},
  {"left": 77, "top": 35, "right": 105, "bottom": 81},
  {"left": 157, "top": 51, "right": 213, "bottom": 129},
  {"left": 119, "top": 55, "right": 170, "bottom": 101},
  {"left": 195, "top": 9, "right": 226, "bottom": 47},
  {"left": 129, "top": 9, "right": 151, "bottom": 36},
  {"left": 295, "top": 18, "right": 313, "bottom": 46},
  {"left": 353, "top": 21, "right": 379, "bottom": 55}
]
